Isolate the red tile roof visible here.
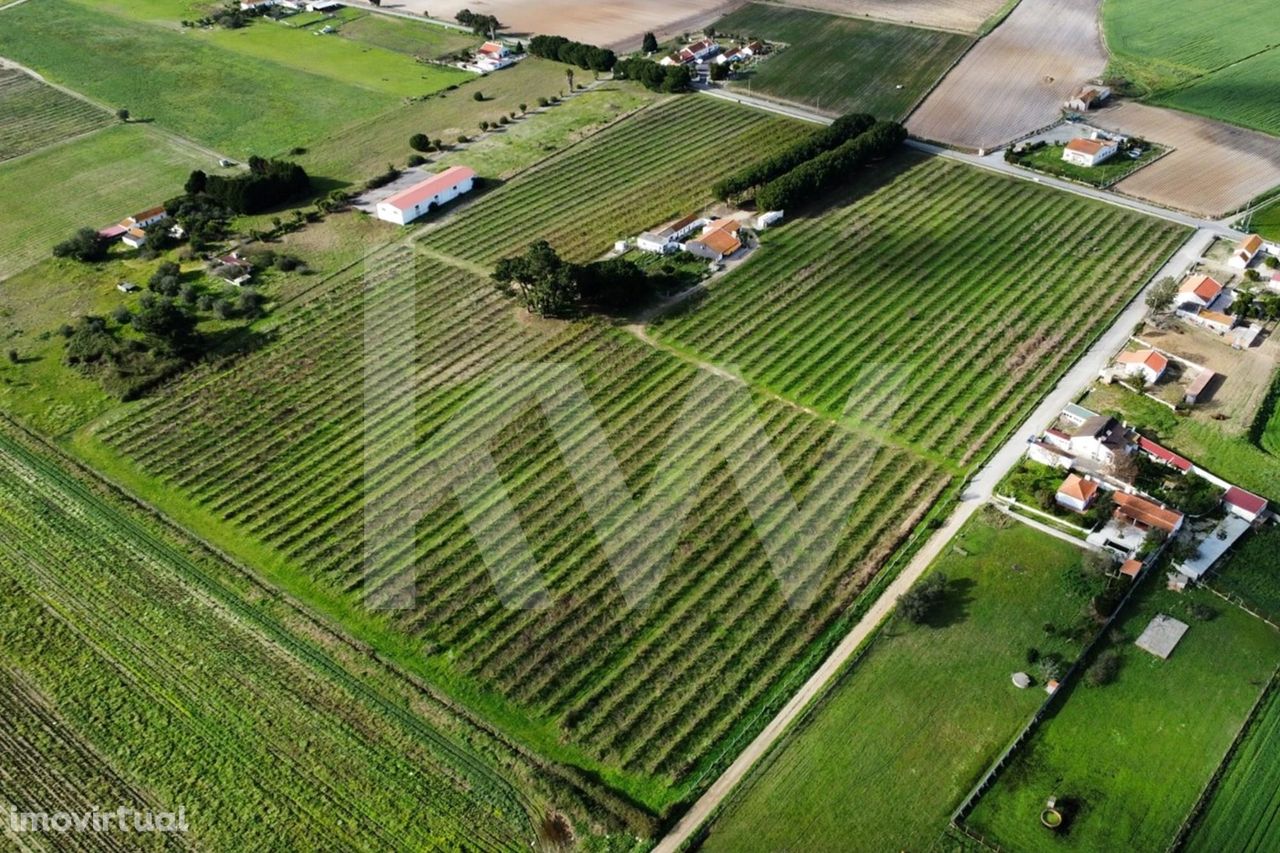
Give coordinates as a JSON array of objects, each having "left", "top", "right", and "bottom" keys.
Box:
[
  {"left": 1066, "top": 138, "right": 1110, "bottom": 155},
  {"left": 1238, "top": 234, "right": 1263, "bottom": 256},
  {"left": 1058, "top": 474, "right": 1099, "bottom": 503},
  {"left": 1138, "top": 436, "right": 1192, "bottom": 472},
  {"left": 1224, "top": 486, "right": 1267, "bottom": 516},
  {"left": 381, "top": 166, "right": 475, "bottom": 212},
  {"left": 1179, "top": 274, "right": 1223, "bottom": 303},
  {"left": 1116, "top": 349, "right": 1168, "bottom": 374},
  {"left": 1120, "top": 559, "right": 1142, "bottom": 578}
]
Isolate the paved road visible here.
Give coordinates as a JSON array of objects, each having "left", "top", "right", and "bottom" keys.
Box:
[
  {"left": 654, "top": 103, "right": 1217, "bottom": 849},
  {"left": 698, "top": 87, "right": 1246, "bottom": 235}
]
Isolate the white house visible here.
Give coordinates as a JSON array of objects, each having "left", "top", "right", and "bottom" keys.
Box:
[
  {"left": 1114, "top": 348, "right": 1168, "bottom": 384},
  {"left": 1062, "top": 135, "right": 1119, "bottom": 167},
  {"left": 1224, "top": 486, "right": 1268, "bottom": 522},
  {"left": 239, "top": 0, "right": 276, "bottom": 9},
  {"left": 1190, "top": 309, "right": 1237, "bottom": 335},
  {"left": 121, "top": 227, "right": 148, "bottom": 249},
  {"left": 1229, "top": 233, "right": 1264, "bottom": 270},
  {"left": 374, "top": 166, "right": 475, "bottom": 225},
  {"left": 1064, "top": 85, "right": 1111, "bottom": 112},
  {"left": 1056, "top": 473, "right": 1100, "bottom": 513},
  {"left": 1069, "top": 414, "right": 1133, "bottom": 465},
  {"left": 1027, "top": 437, "right": 1073, "bottom": 469},
  {"left": 684, "top": 218, "right": 743, "bottom": 262},
  {"left": 1176, "top": 274, "right": 1224, "bottom": 310},
  {"left": 636, "top": 214, "right": 703, "bottom": 254},
  {"left": 474, "top": 41, "right": 515, "bottom": 72}
]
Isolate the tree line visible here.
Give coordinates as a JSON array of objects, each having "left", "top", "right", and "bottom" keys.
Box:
[
  {"left": 612, "top": 57, "right": 693, "bottom": 93},
  {"left": 713, "top": 112, "right": 875, "bottom": 201},
  {"left": 455, "top": 9, "right": 502, "bottom": 36},
  {"left": 187, "top": 156, "right": 311, "bottom": 215},
  {"left": 528, "top": 35, "right": 616, "bottom": 72},
  {"left": 755, "top": 121, "right": 907, "bottom": 212}
]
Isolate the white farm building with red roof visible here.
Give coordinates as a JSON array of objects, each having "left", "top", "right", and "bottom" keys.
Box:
[{"left": 375, "top": 166, "right": 475, "bottom": 226}]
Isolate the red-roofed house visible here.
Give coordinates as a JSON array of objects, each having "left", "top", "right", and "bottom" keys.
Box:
[
  {"left": 1229, "top": 234, "right": 1263, "bottom": 270},
  {"left": 375, "top": 166, "right": 475, "bottom": 225},
  {"left": 1224, "top": 486, "right": 1268, "bottom": 522},
  {"left": 1063, "top": 136, "right": 1119, "bottom": 167},
  {"left": 1177, "top": 274, "right": 1224, "bottom": 310},
  {"left": 1137, "top": 436, "right": 1192, "bottom": 473},
  {"left": 475, "top": 41, "right": 515, "bottom": 71},
  {"left": 1120, "top": 558, "right": 1143, "bottom": 579},
  {"left": 685, "top": 218, "right": 742, "bottom": 261},
  {"left": 1115, "top": 349, "right": 1168, "bottom": 384},
  {"left": 1113, "top": 491, "right": 1183, "bottom": 536},
  {"left": 1056, "top": 474, "right": 1100, "bottom": 513}
]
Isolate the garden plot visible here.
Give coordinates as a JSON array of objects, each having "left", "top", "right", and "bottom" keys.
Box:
[
  {"left": 1090, "top": 102, "right": 1280, "bottom": 218},
  {"left": 907, "top": 0, "right": 1106, "bottom": 151}
]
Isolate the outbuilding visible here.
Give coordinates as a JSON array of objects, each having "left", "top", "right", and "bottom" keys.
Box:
[{"left": 374, "top": 166, "right": 476, "bottom": 225}]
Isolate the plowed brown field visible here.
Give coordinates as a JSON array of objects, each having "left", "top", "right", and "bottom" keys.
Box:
[{"left": 774, "top": 0, "right": 1007, "bottom": 34}]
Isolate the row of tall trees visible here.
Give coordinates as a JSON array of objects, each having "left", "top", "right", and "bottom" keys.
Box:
[
  {"left": 755, "top": 121, "right": 907, "bottom": 212},
  {"left": 612, "top": 57, "right": 692, "bottom": 93},
  {"left": 528, "top": 35, "right": 616, "bottom": 72},
  {"left": 713, "top": 113, "right": 876, "bottom": 200}
]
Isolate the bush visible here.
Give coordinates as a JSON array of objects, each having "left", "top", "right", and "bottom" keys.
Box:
[
  {"left": 1025, "top": 647, "right": 1040, "bottom": 665},
  {"left": 1190, "top": 601, "right": 1217, "bottom": 621},
  {"left": 52, "top": 228, "right": 109, "bottom": 262},
  {"left": 897, "top": 572, "right": 948, "bottom": 625},
  {"left": 409, "top": 133, "right": 431, "bottom": 151},
  {"left": 1085, "top": 649, "right": 1120, "bottom": 686},
  {"left": 473, "top": 91, "right": 484, "bottom": 101},
  {"left": 407, "top": 154, "right": 426, "bottom": 167},
  {"left": 713, "top": 112, "right": 875, "bottom": 200}
]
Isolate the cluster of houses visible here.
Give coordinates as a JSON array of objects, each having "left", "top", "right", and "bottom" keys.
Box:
[
  {"left": 658, "top": 38, "right": 767, "bottom": 68},
  {"left": 239, "top": 0, "right": 341, "bottom": 12},
  {"left": 98, "top": 205, "right": 175, "bottom": 249},
  {"left": 373, "top": 166, "right": 475, "bottom": 225},
  {"left": 1024, "top": 402, "right": 1269, "bottom": 584},
  {"left": 632, "top": 210, "right": 782, "bottom": 263}
]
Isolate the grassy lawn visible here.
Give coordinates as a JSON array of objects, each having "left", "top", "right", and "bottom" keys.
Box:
[
  {"left": 0, "top": 124, "right": 211, "bottom": 280},
  {"left": 966, "top": 583, "right": 1280, "bottom": 852},
  {"left": 0, "top": 69, "right": 111, "bottom": 162},
  {"left": 1211, "top": 527, "right": 1280, "bottom": 625},
  {"left": 301, "top": 57, "right": 587, "bottom": 181},
  {"left": 1082, "top": 382, "right": 1280, "bottom": 501},
  {"left": 0, "top": 0, "right": 407, "bottom": 157},
  {"left": 1184, "top": 682, "right": 1280, "bottom": 852},
  {"left": 713, "top": 4, "right": 971, "bottom": 118},
  {"left": 701, "top": 510, "right": 1107, "bottom": 852},
  {"left": 1008, "top": 141, "right": 1164, "bottom": 188},
  {"left": 332, "top": 10, "right": 478, "bottom": 59}
]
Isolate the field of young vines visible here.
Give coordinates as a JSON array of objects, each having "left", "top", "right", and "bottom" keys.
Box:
[
  {"left": 419, "top": 96, "right": 803, "bottom": 263},
  {"left": 95, "top": 238, "right": 947, "bottom": 807},
  {"left": 0, "top": 68, "right": 110, "bottom": 162},
  {"left": 0, "top": 421, "right": 534, "bottom": 850},
  {"left": 653, "top": 154, "right": 1190, "bottom": 467},
  {"left": 1185, "top": 684, "right": 1280, "bottom": 852}
]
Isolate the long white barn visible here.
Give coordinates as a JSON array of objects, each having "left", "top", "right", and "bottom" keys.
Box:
[{"left": 375, "top": 166, "right": 476, "bottom": 226}]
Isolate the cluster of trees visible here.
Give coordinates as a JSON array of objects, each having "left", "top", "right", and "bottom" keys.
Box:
[
  {"left": 492, "top": 241, "right": 679, "bottom": 317},
  {"left": 755, "top": 120, "right": 907, "bottom": 213},
  {"left": 53, "top": 228, "right": 109, "bottom": 263},
  {"left": 528, "top": 35, "right": 616, "bottom": 72},
  {"left": 455, "top": 9, "right": 501, "bottom": 36},
  {"left": 612, "top": 57, "right": 692, "bottom": 93},
  {"left": 713, "top": 112, "right": 876, "bottom": 200},
  {"left": 189, "top": 157, "right": 311, "bottom": 215},
  {"left": 62, "top": 296, "right": 202, "bottom": 400}
]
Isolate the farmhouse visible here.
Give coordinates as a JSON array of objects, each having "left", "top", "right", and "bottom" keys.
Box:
[
  {"left": 213, "top": 253, "right": 253, "bottom": 286},
  {"left": 1224, "top": 486, "right": 1268, "bottom": 522},
  {"left": 474, "top": 41, "right": 515, "bottom": 72},
  {"left": 1060, "top": 403, "right": 1098, "bottom": 427},
  {"left": 1055, "top": 473, "right": 1100, "bottom": 513},
  {"left": 1112, "top": 491, "right": 1184, "bottom": 537},
  {"left": 1190, "top": 309, "right": 1237, "bottom": 335},
  {"left": 1114, "top": 348, "right": 1168, "bottom": 384},
  {"left": 1062, "top": 136, "right": 1119, "bottom": 167},
  {"left": 1068, "top": 414, "right": 1133, "bottom": 465},
  {"left": 1064, "top": 85, "right": 1111, "bottom": 111},
  {"left": 665, "top": 39, "right": 720, "bottom": 66},
  {"left": 1027, "top": 437, "right": 1074, "bottom": 468},
  {"left": 1175, "top": 274, "right": 1224, "bottom": 310},
  {"left": 636, "top": 214, "right": 702, "bottom": 254},
  {"left": 121, "top": 227, "right": 149, "bottom": 249},
  {"left": 374, "top": 166, "right": 475, "bottom": 226},
  {"left": 239, "top": 0, "right": 276, "bottom": 9},
  {"left": 1228, "top": 233, "right": 1263, "bottom": 270},
  {"left": 685, "top": 218, "right": 743, "bottom": 261}
]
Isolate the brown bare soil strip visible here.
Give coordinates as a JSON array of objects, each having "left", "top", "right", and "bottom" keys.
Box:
[
  {"left": 769, "top": 0, "right": 1007, "bottom": 34},
  {"left": 1090, "top": 102, "right": 1280, "bottom": 218},
  {"left": 907, "top": 0, "right": 1105, "bottom": 151}
]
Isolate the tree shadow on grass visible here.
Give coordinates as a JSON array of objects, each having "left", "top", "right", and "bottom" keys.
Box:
[{"left": 923, "top": 576, "right": 976, "bottom": 629}]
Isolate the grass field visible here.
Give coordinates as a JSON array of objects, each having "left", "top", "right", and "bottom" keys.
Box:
[
  {"left": 0, "top": 124, "right": 210, "bottom": 280},
  {"left": 966, "top": 583, "right": 1280, "bottom": 852},
  {"left": 1184, "top": 682, "right": 1280, "bottom": 852},
  {"left": 713, "top": 4, "right": 971, "bottom": 118},
  {"left": 0, "top": 0, "right": 415, "bottom": 157},
  {"left": 1082, "top": 382, "right": 1280, "bottom": 501},
  {"left": 0, "top": 420, "right": 535, "bottom": 850},
  {"left": 652, "top": 154, "right": 1189, "bottom": 469},
  {"left": 701, "top": 510, "right": 1108, "bottom": 852},
  {"left": 0, "top": 69, "right": 111, "bottom": 162},
  {"left": 1211, "top": 527, "right": 1280, "bottom": 625},
  {"left": 420, "top": 96, "right": 804, "bottom": 262},
  {"left": 332, "top": 10, "right": 478, "bottom": 58},
  {"left": 1103, "top": 0, "right": 1280, "bottom": 134}
]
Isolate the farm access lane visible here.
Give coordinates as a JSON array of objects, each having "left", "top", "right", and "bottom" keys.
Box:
[
  {"left": 658, "top": 98, "right": 1220, "bottom": 853},
  {"left": 698, "top": 88, "right": 1247, "bottom": 236}
]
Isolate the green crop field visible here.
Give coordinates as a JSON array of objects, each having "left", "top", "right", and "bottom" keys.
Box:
[
  {"left": 0, "top": 124, "right": 210, "bottom": 280},
  {"left": 701, "top": 510, "right": 1109, "bottom": 852},
  {"left": 966, "top": 584, "right": 1280, "bottom": 852},
  {"left": 1103, "top": 0, "right": 1280, "bottom": 134},
  {"left": 713, "top": 4, "right": 972, "bottom": 118},
  {"left": 0, "top": 0, "right": 430, "bottom": 157},
  {"left": 0, "top": 69, "right": 111, "bottom": 162},
  {"left": 652, "top": 154, "right": 1190, "bottom": 469},
  {"left": 1251, "top": 196, "right": 1280, "bottom": 242},
  {"left": 0, "top": 420, "right": 535, "bottom": 850},
  {"left": 332, "top": 10, "right": 478, "bottom": 59},
  {"left": 1211, "top": 527, "right": 1280, "bottom": 625},
  {"left": 420, "top": 96, "right": 804, "bottom": 262},
  {"left": 1184, "top": 683, "right": 1280, "bottom": 852}
]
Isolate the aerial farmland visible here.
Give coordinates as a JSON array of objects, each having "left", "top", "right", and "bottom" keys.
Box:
[{"left": 3, "top": 0, "right": 1280, "bottom": 850}]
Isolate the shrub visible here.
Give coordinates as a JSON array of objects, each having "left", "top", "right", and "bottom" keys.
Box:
[
  {"left": 1025, "top": 647, "right": 1040, "bottom": 665},
  {"left": 527, "top": 35, "right": 615, "bottom": 71},
  {"left": 1085, "top": 650, "right": 1120, "bottom": 686},
  {"left": 409, "top": 133, "right": 431, "bottom": 151},
  {"left": 897, "top": 572, "right": 948, "bottom": 625},
  {"left": 473, "top": 91, "right": 485, "bottom": 102},
  {"left": 407, "top": 154, "right": 426, "bottom": 167},
  {"left": 52, "top": 228, "right": 109, "bottom": 262}
]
